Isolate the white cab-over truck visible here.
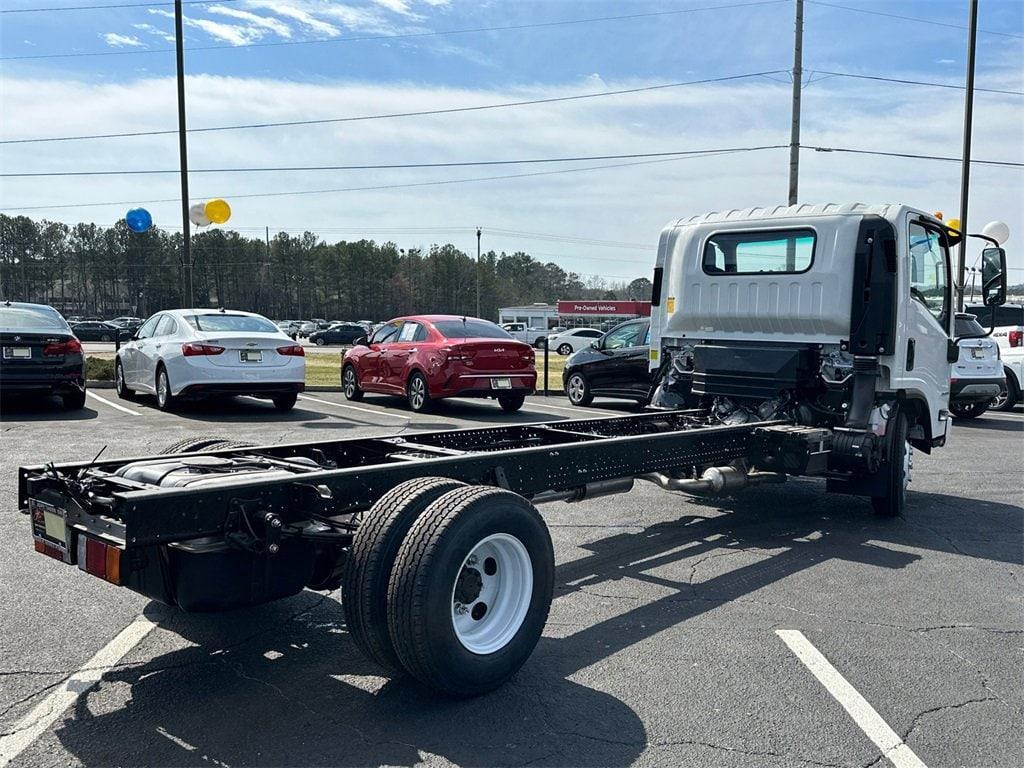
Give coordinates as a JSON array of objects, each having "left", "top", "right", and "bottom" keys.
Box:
[{"left": 18, "top": 203, "right": 1009, "bottom": 697}]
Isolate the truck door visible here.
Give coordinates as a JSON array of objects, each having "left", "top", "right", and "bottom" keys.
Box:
[{"left": 898, "top": 217, "right": 953, "bottom": 440}]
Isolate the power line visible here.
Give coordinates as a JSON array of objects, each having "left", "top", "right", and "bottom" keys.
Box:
[
  {"left": 809, "top": 69, "right": 1024, "bottom": 97},
  {"left": 0, "top": 145, "right": 787, "bottom": 178},
  {"left": 806, "top": 145, "right": 1024, "bottom": 168},
  {"left": 0, "top": 71, "right": 788, "bottom": 146},
  {"left": 0, "top": 149, "right": 769, "bottom": 214},
  {"left": 806, "top": 0, "right": 1024, "bottom": 40},
  {"left": 0, "top": 0, "right": 239, "bottom": 12},
  {"left": 0, "top": 1, "right": 788, "bottom": 61}
]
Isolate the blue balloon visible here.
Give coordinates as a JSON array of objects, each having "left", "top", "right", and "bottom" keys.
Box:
[{"left": 125, "top": 207, "right": 152, "bottom": 233}]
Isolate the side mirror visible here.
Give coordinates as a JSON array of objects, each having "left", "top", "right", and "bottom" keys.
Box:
[
  {"left": 353, "top": 335, "right": 368, "bottom": 347},
  {"left": 590, "top": 340, "right": 600, "bottom": 349},
  {"left": 981, "top": 247, "right": 1007, "bottom": 307}
]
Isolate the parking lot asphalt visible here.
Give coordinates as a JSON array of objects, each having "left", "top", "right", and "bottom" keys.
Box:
[{"left": 0, "top": 391, "right": 1021, "bottom": 768}]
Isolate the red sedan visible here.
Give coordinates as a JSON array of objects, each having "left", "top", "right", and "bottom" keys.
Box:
[{"left": 341, "top": 315, "right": 537, "bottom": 412}]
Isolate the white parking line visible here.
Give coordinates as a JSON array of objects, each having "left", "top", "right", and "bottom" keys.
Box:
[
  {"left": 0, "top": 616, "right": 156, "bottom": 768},
  {"left": 86, "top": 390, "right": 140, "bottom": 416},
  {"left": 297, "top": 394, "right": 410, "bottom": 421},
  {"left": 776, "top": 630, "right": 927, "bottom": 768},
  {"left": 524, "top": 400, "right": 625, "bottom": 417}
]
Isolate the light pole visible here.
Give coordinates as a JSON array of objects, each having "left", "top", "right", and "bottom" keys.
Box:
[
  {"left": 174, "top": 0, "right": 194, "bottom": 307},
  {"left": 787, "top": 0, "right": 804, "bottom": 205},
  {"left": 956, "top": 0, "right": 979, "bottom": 312},
  {"left": 476, "top": 227, "right": 481, "bottom": 318}
]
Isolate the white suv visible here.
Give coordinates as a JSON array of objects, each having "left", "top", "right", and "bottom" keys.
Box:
[
  {"left": 949, "top": 313, "right": 1004, "bottom": 419},
  {"left": 967, "top": 304, "right": 1023, "bottom": 411}
]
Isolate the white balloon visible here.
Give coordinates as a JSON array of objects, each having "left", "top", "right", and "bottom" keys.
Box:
[
  {"left": 981, "top": 221, "right": 1009, "bottom": 245},
  {"left": 189, "top": 202, "right": 211, "bottom": 227}
]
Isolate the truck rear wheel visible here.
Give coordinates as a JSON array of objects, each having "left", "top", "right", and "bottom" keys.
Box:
[
  {"left": 160, "top": 436, "right": 255, "bottom": 454},
  {"left": 343, "top": 477, "right": 465, "bottom": 675},
  {"left": 871, "top": 413, "right": 911, "bottom": 517},
  {"left": 387, "top": 486, "right": 554, "bottom": 697}
]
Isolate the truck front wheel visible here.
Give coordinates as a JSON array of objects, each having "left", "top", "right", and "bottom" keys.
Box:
[
  {"left": 387, "top": 486, "right": 554, "bottom": 697},
  {"left": 871, "top": 413, "right": 911, "bottom": 517}
]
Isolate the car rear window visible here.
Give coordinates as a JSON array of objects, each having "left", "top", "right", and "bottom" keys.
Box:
[
  {"left": 184, "top": 314, "right": 278, "bottom": 333},
  {"left": 955, "top": 314, "right": 986, "bottom": 336},
  {"left": 0, "top": 308, "right": 69, "bottom": 331},
  {"left": 433, "top": 319, "right": 511, "bottom": 339}
]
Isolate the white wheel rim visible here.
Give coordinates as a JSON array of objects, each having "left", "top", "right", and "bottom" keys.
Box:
[
  {"left": 903, "top": 441, "right": 912, "bottom": 492},
  {"left": 410, "top": 377, "right": 425, "bottom": 408},
  {"left": 116, "top": 365, "right": 124, "bottom": 392},
  {"left": 451, "top": 533, "right": 533, "bottom": 655},
  {"left": 559, "top": 345, "right": 571, "bottom": 355},
  {"left": 344, "top": 369, "right": 355, "bottom": 395},
  {"left": 568, "top": 375, "right": 584, "bottom": 403},
  {"left": 158, "top": 372, "right": 168, "bottom": 404}
]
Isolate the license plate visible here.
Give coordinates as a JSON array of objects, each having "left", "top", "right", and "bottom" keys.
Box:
[
  {"left": 30, "top": 499, "right": 75, "bottom": 563},
  {"left": 491, "top": 377, "right": 512, "bottom": 389},
  {"left": 970, "top": 348, "right": 986, "bottom": 359},
  {"left": 3, "top": 346, "right": 31, "bottom": 359},
  {"left": 239, "top": 350, "right": 263, "bottom": 363}
]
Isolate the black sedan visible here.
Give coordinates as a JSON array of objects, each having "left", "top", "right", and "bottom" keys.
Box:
[
  {"left": 562, "top": 318, "right": 653, "bottom": 407},
  {"left": 70, "top": 321, "right": 121, "bottom": 342},
  {"left": 308, "top": 323, "right": 367, "bottom": 346},
  {"left": 1, "top": 302, "right": 86, "bottom": 409}
]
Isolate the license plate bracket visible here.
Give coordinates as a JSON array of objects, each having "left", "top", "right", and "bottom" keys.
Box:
[
  {"left": 239, "top": 350, "right": 263, "bottom": 363},
  {"left": 3, "top": 346, "right": 31, "bottom": 359},
  {"left": 30, "top": 499, "right": 75, "bottom": 563},
  {"left": 970, "top": 348, "right": 986, "bottom": 359},
  {"left": 491, "top": 377, "right": 512, "bottom": 389}
]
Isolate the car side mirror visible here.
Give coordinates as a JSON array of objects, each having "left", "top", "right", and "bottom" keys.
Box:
[
  {"left": 590, "top": 340, "right": 600, "bottom": 349},
  {"left": 981, "top": 247, "right": 1007, "bottom": 307},
  {"left": 353, "top": 336, "right": 368, "bottom": 347}
]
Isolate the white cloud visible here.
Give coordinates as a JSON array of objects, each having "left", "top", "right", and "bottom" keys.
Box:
[
  {"left": 132, "top": 23, "right": 176, "bottom": 43},
  {"left": 244, "top": 1, "right": 342, "bottom": 37},
  {"left": 207, "top": 5, "right": 292, "bottom": 38},
  {"left": 0, "top": 74, "right": 1020, "bottom": 278},
  {"left": 369, "top": 0, "right": 413, "bottom": 15},
  {"left": 101, "top": 33, "right": 144, "bottom": 48},
  {"left": 149, "top": 8, "right": 266, "bottom": 46}
]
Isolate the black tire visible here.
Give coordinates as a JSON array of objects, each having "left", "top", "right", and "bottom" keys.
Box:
[
  {"left": 273, "top": 392, "right": 298, "bottom": 411},
  {"left": 949, "top": 400, "right": 989, "bottom": 419},
  {"left": 498, "top": 393, "right": 526, "bottom": 412},
  {"left": 160, "top": 435, "right": 239, "bottom": 454},
  {"left": 992, "top": 373, "right": 1018, "bottom": 411},
  {"left": 343, "top": 477, "right": 466, "bottom": 675},
  {"left": 533, "top": 337, "right": 547, "bottom": 349},
  {"left": 114, "top": 359, "right": 135, "bottom": 400},
  {"left": 871, "top": 413, "right": 910, "bottom": 517},
  {"left": 407, "top": 371, "right": 432, "bottom": 413},
  {"left": 155, "top": 366, "right": 176, "bottom": 411},
  {"left": 565, "top": 372, "right": 593, "bottom": 406},
  {"left": 387, "top": 486, "right": 554, "bottom": 698},
  {"left": 342, "top": 364, "right": 363, "bottom": 401},
  {"left": 315, "top": 337, "right": 326, "bottom": 346},
  {"left": 556, "top": 343, "right": 573, "bottom": 356},
  {"left": 100, "top": 333, "right": 111, "bottom": 343},
  {"left": 61, "top": 388, "right": 87, "bottom": 410}
]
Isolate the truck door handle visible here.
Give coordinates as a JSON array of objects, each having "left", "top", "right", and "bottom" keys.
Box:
[{"left": 906, "top": 338, "right": 915, "bottom": 371}]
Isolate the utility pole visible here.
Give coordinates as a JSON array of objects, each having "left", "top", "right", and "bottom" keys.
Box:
[
  {"left": 173, "top": 0, "right": 194, "bottom": 307},
  {"left": 476, "top": 227, "right": 482, "bottom": 318},
  {"left": 787, "top": 0, "right": 803, "bottom": 206},
  {"left": 956, "top": 0, "right": 979, "bottom": 312}
]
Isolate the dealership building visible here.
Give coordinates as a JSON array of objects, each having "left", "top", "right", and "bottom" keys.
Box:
[{"left": 498, "top": 300, "right": 651, "bottom": 330}]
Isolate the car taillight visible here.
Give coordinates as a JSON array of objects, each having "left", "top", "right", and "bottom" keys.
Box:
[
  {"left": 1010, "top": 330, "right": 1022, "bottom": 347},
  {"left": 442, "top": 346, "right": 472, "bottom": 362},
  {"left": 76, "top": 535, "right": 122, "bottom": 585},
  {"left": 182, "top": 342, "right": 225, "bottom": 356},
  {"left": 276, "top": 344, "right": 305, "bottom": 357},
  {"left": 43, "top": 338, "right": 82, "bottom": 356}
]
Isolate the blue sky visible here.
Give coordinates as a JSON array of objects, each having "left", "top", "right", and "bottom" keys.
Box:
[{"left": 1, "top": 0, "right": 1021, "bottom": 282}]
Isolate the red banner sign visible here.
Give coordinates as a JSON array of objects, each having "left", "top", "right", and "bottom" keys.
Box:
[{"left": 556, "top": 300, "right": 651, "bottom": 316}]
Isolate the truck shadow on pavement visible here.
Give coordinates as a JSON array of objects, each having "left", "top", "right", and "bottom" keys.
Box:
[
  {"left": 52, "top": 482, "right": 1022, "bottom": 767},
  {"left": 0, "top": 396, "right": 99, "bottom": 421}
]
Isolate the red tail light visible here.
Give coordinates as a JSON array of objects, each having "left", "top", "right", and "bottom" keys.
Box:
[
  {"left": 1010, "top": 330, "right": 1022, "bottom": 348},
  {"left": 441, "top": 346, "right": 472, "bottom": 362},
  {"left": 181, "top": 342, "right": 225, "bottom": 356},
  {"left": 276, "top": 344, "right": 305, "bottom": 357},
  {"left": 76, "top": 535, "right": 122, "bottom": 585},
  {"left": 43, "top": 338, "right": 83, "bottom": 356}
]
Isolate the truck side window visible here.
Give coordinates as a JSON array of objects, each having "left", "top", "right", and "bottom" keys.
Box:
[
  {"left": 908, "top": 222, "right": 949, "bottom": 323},
  {"left": 702, "top": 229, "right": 815, "bottom": 274}
]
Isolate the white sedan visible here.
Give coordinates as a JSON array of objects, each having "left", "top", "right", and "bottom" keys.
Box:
[
  {"left": 114, "top": 309, "right": 305, "bottom": 411},
  {"left": 545, "top": 327, "right": 604, "bottom": 355}
]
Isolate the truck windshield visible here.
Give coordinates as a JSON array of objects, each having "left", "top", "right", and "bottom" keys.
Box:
[{"left": 702, "top": 229, "right": 815, "bottom": 274}]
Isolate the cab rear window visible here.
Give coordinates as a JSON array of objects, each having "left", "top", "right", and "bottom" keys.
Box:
[{"left": 702, "top": 229, "right": 815, "bottom": 275}]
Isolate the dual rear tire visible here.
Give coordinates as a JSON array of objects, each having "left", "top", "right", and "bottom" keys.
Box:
[{"left": 343, "top": 478, "right": 554, "bottom": 697}]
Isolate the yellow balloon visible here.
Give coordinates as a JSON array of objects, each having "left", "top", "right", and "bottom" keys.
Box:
[
  {"left": 204, "top": 198, "right": 231, "bottom": 225},
  {"left": 946, "top": 218, "right": 961, "bottom": 233}
]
